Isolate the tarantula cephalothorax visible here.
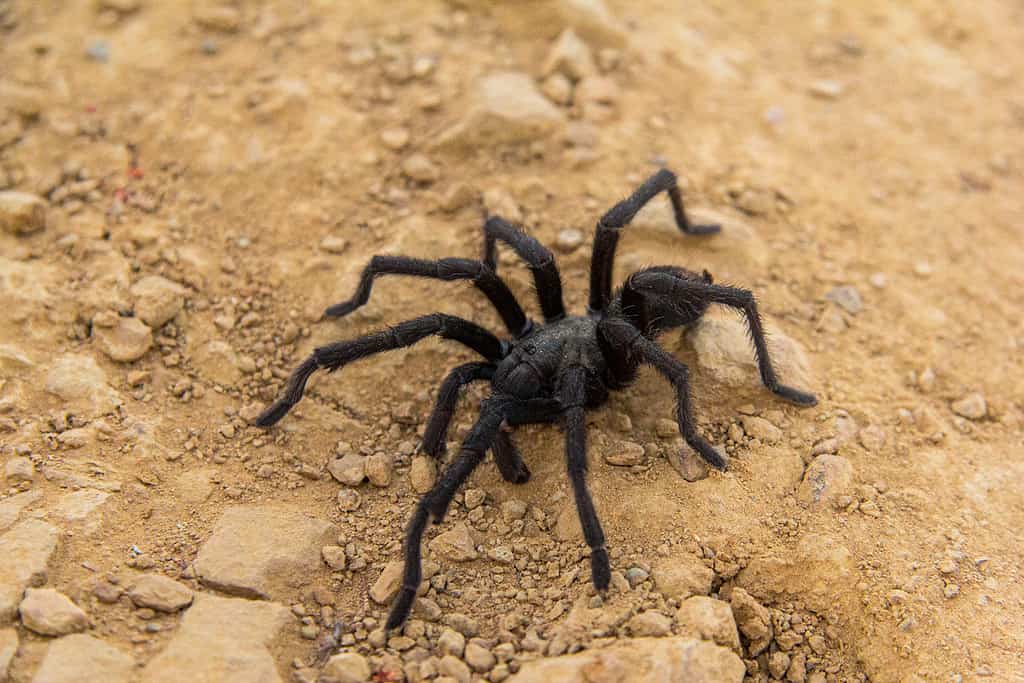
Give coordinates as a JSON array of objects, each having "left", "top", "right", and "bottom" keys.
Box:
[{"left": 257, "top": 168, "right": 816, "bottom": 629}]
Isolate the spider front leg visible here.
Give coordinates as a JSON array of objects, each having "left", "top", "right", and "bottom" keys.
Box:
[
  {"left": 599, "top": 318, "right": 727, "bottom": 470},
  {"left": 624, "top": 270, "right": 817, "bottom": 406},
  {"left": 559, "top": 363, "right": 610, "bottom": 591},
  {"left": 387, "top": 397, "right": 508, "bottom": 629}
]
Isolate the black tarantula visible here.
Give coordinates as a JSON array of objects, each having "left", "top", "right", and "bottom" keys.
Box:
[{"left": 257, "top": 168, "right": 816, "bottom": 629}]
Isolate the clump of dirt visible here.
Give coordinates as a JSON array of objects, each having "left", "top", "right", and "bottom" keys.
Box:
[{"left": 0, "top": 1, "right": 1022, "bottom": 681}]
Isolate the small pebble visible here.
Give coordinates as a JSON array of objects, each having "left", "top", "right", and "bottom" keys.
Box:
[{"left": 555, "top": 228, "right": 583, "bottom": 253}]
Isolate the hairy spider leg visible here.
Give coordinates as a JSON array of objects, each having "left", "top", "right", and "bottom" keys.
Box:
[
  {"left": 623, "top": 270, "right": 817, "bottom": 406},
  {"left": 387, "top": 396, "right": 509, "bottom": 629},
  {"left": 324, "top": 255, "right": 532, "bottom": 338},
  {"left": 558, "top": 354, "right": 611, "bottom": 591},
  {"left": 599, "top": 317, "right": 727, "bottom": 470},
  {"left": 255, "top": 314, "right": 504, "bottom": 427},
  {"left": 589, "top": 168, "right": 720, "bottom": 313},
  {"left": 482, "top": 216, "right": 566, "bottom": 322}
]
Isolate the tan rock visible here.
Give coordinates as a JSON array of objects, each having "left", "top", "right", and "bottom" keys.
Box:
[
  {"left": 675, "top": 596, "right": 741, "bottom": 652},
  {"left": 730, "top": 587, "right": 773, "bottom": 656},
  {"left": 652, "top": 554, "right": 714, "bottom": 600},
  {"left": 128, "top": 574, "right": 194, "bottom": 612},
  {"left": 626, "top": 610, "right": 673, "bottom": 637},
  {"left": 798, "top": 455, "right": 854, "bottom": 509},
  {"left": 94, "top": 316, "right": 152, "bottom": 362},
  {"left": 322, "top": 652, "right": 371, "bottom": 683},
  {"left": 429, "top": 523, "right": 478, "bottom": 562},
  {"left": 0, "top": 628, "right": 16, "bottom": 680},
  {"left": 131, "top": 275, "right": 186, "bottom": 328},
  {"left": 19, "top": 588, "right": 88, "bottom": 636},
  {"left": 194, "top": 505, "right": 334, "bottom": 599},
  {"left": 44, "top": 354, "right": 123, "bottom": 418},
  {"left": 140, "top": 593, "right": 289, "bottom": 682},
  {"left": 543, "top": 29, "right": 596, "bottom": 81},
  {"left": 33, "top": 633, "right": 134, "bottom": 683},
  {"left": 0, "top": 519, "right": 59, "bottom": 621},
  {"left": 736, "top": 534, "right": 855, "bottom": 613},
  {"left": 507, "top": 637, "right": 744, "bottom": 682},
  {"left": 0, "top": 191, "right": 47, "bottom": 235}
]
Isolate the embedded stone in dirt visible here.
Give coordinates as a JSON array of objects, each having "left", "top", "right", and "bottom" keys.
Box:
[
  {"left": 730, "top": 587, "right": 773, "bottom": 656},
  {"left": 131, "top": 275, "right": 186, "bottom": 328},
  {"left": 740, "top": 415, "right": 782, "bottom": 443},
  {"left": 194, "top": 505, "right": 334, "bottom": 599},
  {"left": 409, "top": 455, "right": 437, "bottom": 493},
  {"left": 322, "top": 652, "right": 371, "bottom": 683},
  {"left": 736, "top": 533, "right": 854, "bottom": 613},
  {"left": 0, "top": 628, "right": 16, "bottom": 680},
  {"left": 429, "top": 522, "right": 479, "bottom": 561},
  {"left": 0, "top": 191, "right": 47, "bottom": 235},
  {"left": 52, "top": 489, "right": 110, "bottom": 533},
  {"left": 33, "top": 633, "right": 134, "bottom": 683},
  {"left": 369, "top": 560, "right": 404, "bottom": 605},
  {"left": 94, "top": 316, "right": 153, "bottom": 362},
  {"left": 951, "top": 392, "right": 987, "bottom": 420},
  {"left": 543, "top": 28, "right": 596, "bottom": 81},
  {"left": 507, "top": 636, "right": 744, "bottom": 682},
  {"left": 329, "top": 453, "right": 367, "bottom": 487},
  {"left": 0, "top": 489, "right": 41, "bottom": 532},
  {"left": 128, "top": 574, "right": 194, "bottom": 612},
  {"left": 140, "top": 593, "right": 290, "bottom": 683},
  {"left": 675, "top": 596, "right": 741, "bottom": 652},
  {"left": 603, "top": 440, "right": 646, "bottom": 466},
  {"left": 798, "top": 454, "right": 854, "bottom": 509},
  {"left": 45, "top": 354, "right": 123, "bottom": 418},
  {"left": 626, "top": 610, "right": 673, "bottom": 637},
  {"left": 19, "top": 588, "right": 89, "bottom": 636},
  {"left": 190, "top": 339, "right": 242, "bottom": 385},
  {"left": 633, "top": 205, "right": 768, "bottom": 268},
  {"left": 0, "top": 519, "right": 59, "bottom": 621},
  {"left": 688, "top": 310, "right": 813, "bottom": 394},
  {"left": 652, "top": 554, "right": 714, "bottom": 599},
  {"left": 436, "top": 72, "right": 565, "bottom": 149}
]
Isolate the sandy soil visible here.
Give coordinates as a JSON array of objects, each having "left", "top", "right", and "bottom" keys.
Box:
[{"left": 1, "top": 1, "right": 1022, "bottom": 681}]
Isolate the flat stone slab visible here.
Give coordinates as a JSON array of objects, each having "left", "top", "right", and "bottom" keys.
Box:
[
  {"left": 141, "top": 593, "right": 290, "bottom": 683},
  {"left": 0, "top": 490, "right": 42, "bottom": 532},
  {"left": 33, "top": 633, "right": 134, "bottom": 683},
  {"left": 0, "top": 519, "right": 59, "bottom": 622},
  {"left": 508, "top": 637, "right": 745, "bottom": 683},
  {"left": 194, "top": 505, "right": 334, "bottom": 599}
]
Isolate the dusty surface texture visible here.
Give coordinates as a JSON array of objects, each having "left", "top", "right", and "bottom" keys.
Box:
[{"left": 1, "top": 1, "right": 1022, "bottom": 682}]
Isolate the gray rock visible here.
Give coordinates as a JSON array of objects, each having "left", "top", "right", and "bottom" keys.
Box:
[
  {"left": 131, "top": 275, "right": 186, "bottom": 328},
  {"left": 506, "top": 637, "right": 744, "bottom": 682},
  {"left": 0, "top": 519, "right": 59, "bottom": 621},
  {"left": 128, "top": 574, "right": 194, "bottom": 612},
  {"left": 436, "top": 72, "right": 565, "bottom": 149},
  {"left": 0, "top": 191, "right": 47, "bottom": 235},
  {"left": 33, "top": 633, "right": 134, "bottom": 683},
  {"left": 19, "top": 588, "right": 88, "bottom": 636},
  {"left": 825, "top": 286, "right": 863, "bottom": 314},
  {"left": 140, "top": 594, "right": 289, "bottom": 682},
  {"left": 194, "top": 505, "right": 334, "bottom": 599},
  {"left": 798, "top": 455, "right": 854, "bottom": 509},
  {"left": 675, "top": 596, "right": 740, "bottom": 652}
]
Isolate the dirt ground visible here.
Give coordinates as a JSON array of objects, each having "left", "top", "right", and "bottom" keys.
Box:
[{"left": 1, "top": 0, "right": 1023, "bottom": 681}]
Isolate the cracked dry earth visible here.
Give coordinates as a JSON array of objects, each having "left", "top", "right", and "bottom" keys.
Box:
[{"left": 1, "top": 1, "right": 1023, "bottom": 682}]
